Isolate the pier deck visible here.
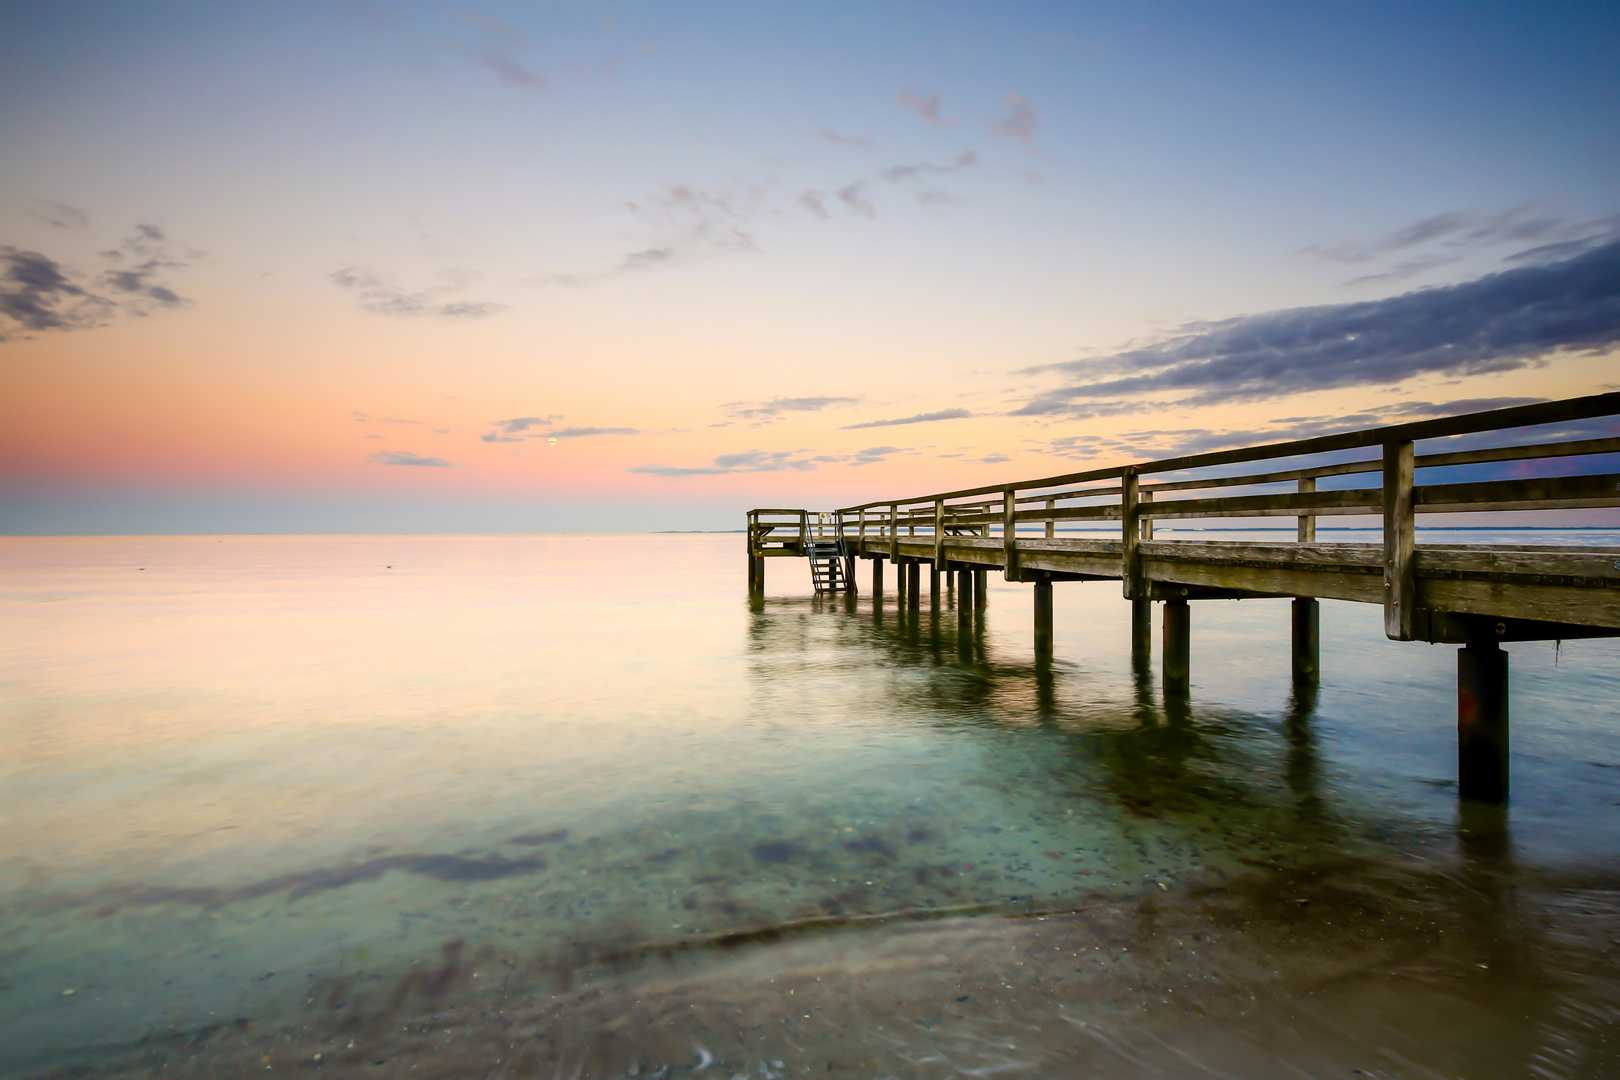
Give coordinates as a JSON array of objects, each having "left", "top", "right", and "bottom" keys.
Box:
[{"left": 747, "top": 393, "right": 1620, "bottom": 802}]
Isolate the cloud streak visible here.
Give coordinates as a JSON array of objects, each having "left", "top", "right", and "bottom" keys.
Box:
[
  {"left": 843, "top": 407, "right": 972, "bottom": 429},
  {"left": 630, "top": 449, "right": 818, "bottom": 478},
  {"left": 1013, "top": 238, "right": 1620, "bottom": 414},
  {"left": 369, "top": 450, "right": 453, "bottom": 467}
]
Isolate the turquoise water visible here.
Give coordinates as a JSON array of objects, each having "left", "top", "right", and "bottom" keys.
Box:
[{"left": 2, "top": 532, "right": 1618, "bottom": 1077}]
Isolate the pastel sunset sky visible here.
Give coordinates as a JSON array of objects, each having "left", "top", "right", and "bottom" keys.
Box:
[{"left": 3, "top": 0, "right": 1618, "bottom": 532}]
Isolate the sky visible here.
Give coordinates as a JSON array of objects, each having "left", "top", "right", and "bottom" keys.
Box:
[{"left": 2, "top": 0, "right": 1618, "bottom": 533}]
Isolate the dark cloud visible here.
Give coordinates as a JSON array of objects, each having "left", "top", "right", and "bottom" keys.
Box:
[
  {"left": 0, "top": 248, "right": 100, "bottom": 334},
  {"left": 987, "top": 92, "right": 1036, "bottom": 142},
  {"left": 896, "top": 88, "right": 953, "bottom": 126},
  {"left": 330, "top": 267, "right": 506, "bottom": 318},
  {"left": 1013, "top": 239, "right": 1620, "bottom": 415},
  {"left": 798, "top": 190, "right": 830, "bottom": 219},
  {"left": 816, "top": 129, "right": 874, "bottom": 148},
  {"left": 629, "top": 449, "right": 818, "bottom": 478},
  {"left": 369, "top": 450, "right": 453, "bottom": 467},
  {"left": 27, "top": 201, "right": 89, "bottom": 229},
  {"left": 843, "top": 407, "right": 972, "bottom": 429},
  {"left": 1, "top": 224, "right": 195, "bottom": 340},
  {"left": 725, "top": 396, "right": 859, "bottom": 420}
]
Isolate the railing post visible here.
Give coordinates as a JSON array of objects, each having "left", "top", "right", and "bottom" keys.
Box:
[
  {"left": 859, "top": 508, "right": 867, "bottom": 553},
  {"left": 1141, "top": 490, "right": 1153, "bottom": 540},
  {"left": 889, "top": 503, "right": 899, "bottom": 559},
  {"left": 1297, "top": 477, "right": 1316, "bottom": 543},
  {"left": 1383, "top": 441, "right": 1417, "bottom": 640},
  {"left": 1121, "top": 469, "right": 1142, "bottom": 599},
  {"left": 1045, "top": 499, "right": 1055, "bottom": 539},
  {"left": 1003, "top": 488, "right": 1019, "bottom": 582}
]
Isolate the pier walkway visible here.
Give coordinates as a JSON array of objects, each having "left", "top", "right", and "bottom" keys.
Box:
[{"left": 747, "top": 393, "right": 1620, "bottom": 803}]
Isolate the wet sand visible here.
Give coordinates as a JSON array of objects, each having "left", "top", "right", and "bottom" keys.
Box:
[{"left": 30, "top": 848, "right": 1620, "bottom": 1079}]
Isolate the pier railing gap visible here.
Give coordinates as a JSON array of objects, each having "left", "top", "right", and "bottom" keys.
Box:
[{"left": 748, "top": 393, "right": 1620, "bottom": 803}]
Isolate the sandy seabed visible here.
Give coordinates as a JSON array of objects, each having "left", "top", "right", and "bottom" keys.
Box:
[{"left": 29, "top": 851, "right": 1620, "bottom": 1080}]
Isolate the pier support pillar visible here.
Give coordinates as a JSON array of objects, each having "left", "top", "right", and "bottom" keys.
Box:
[
  {"left": 1033, "top": 578, "right": 1053, "bottom": 661},
  {"left": 872, "top": 557, "right": 884, "bottom": 600},
  {"left": 1131, "top": 598, "right": 1153, "bottom": 661},
  {"left": 1291, "top": 598, "right": 1320, "bottom": 684},
  {"left": 844, "top": 556, "right": 857, "bottom": 595},
  {"left": 748, "top": 555, "right": 764, "bottom": 592},
  {"left": 930, "top": 563, "right": 940, "bottom": 610},
  {"left": 958, "top": 569, "right": 974, "bottom": 632},
  {"left": 1459, "top": 640, "right": 1509, "bottom": 803},
  {"left": 973, "top": 569, "right": 987, "bottom": 610},
  {"left": 906, "top": 561, "right": 921, "bottom": 615},
  {"left": 1163, "top": 598, "right": 1190, "bottom": 697}
]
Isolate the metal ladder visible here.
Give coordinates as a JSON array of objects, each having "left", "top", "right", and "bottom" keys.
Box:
[{"left": 804, "top": 512, "right": 851, "bottom": 594}]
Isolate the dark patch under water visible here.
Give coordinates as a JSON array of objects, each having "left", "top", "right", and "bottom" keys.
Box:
[
  {"left": 84, "top": 853, "right": 547, "bottom": 915},
  {"left": 750, "top": 840, "right": 805, "bottom": 864},
  {"left": 507, "top": 829, "right": 569, "bottom": 846}
]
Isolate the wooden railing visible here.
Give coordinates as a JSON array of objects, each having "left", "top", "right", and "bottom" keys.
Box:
[{"left": 805, "top": 393, "right": 1620, "bottom": 635}]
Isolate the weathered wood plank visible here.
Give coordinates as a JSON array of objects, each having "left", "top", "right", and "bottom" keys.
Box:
[{"left": 1420, "top": 578, "right": 1620, "bottom": 629}]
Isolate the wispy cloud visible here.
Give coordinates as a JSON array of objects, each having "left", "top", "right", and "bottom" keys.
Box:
[
  {"left": 880, "top": 149, "right": 976, "bottom": 183},
  {"left": 799, "top": 190, "right": 830, "bottom": 219},
  {"left": 1306, "top": 206, "right": 1620, "bottom": 285},
  {"left": 1013, "top": 238, "right": 1620, "bottom": 414},
  {"left": 1032, "top": 396, "right": 1556, "bottom": 463},
  {"left": 816, "top": 129, "right": 874, "bottom": 148},
  {"left": 454, "top": 12, "right": 545, "bottom": 89},
  {"left": 836, "top": 182, "right": 875, "bottom": 219},
  {"left": 630, "top": 449, "right": 819, "bottom": 478},
  {"left": 330, "top": 267, "right": 506, "bottom": 318},
  {"left": 544, "top": 426, "right": 638, "bottom": 437},
  {"left": 987, "top": 92, "right": 1037, "bottom": 143},
  {"left": 723, "top": 396, "right": 860, "bottom": 421},
  {"left": 369, "top": 450, "right": 454, "bottom": 467},
  {"left": 843, "top": 407, "right": 972, "bottom": 429},
  {"left": 27, "top": 201, "right": 89, "bottom": 229},
  {"left": 481, "top": 414, "right": 561, "bottom": 442},
  {"left": 531, "top": 183, "right": 765, "bottom": 285},
  {"left": 896, "top": 88, "right": 953, "bottom": 127}
]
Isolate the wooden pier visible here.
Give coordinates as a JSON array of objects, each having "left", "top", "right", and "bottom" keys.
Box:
[{"left": 747, "top": 393, "right": 1620, "bottom": 803}]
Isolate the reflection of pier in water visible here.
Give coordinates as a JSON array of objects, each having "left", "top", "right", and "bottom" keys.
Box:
[{"left": 749, "top": 394, "right": 1620, "bottom": 804}]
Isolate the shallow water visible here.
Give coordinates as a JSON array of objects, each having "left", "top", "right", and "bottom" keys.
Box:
[{"left": 1, "top": 532, "right": 1617, "bottom": 1077}]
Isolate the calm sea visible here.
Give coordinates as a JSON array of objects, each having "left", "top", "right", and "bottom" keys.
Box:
[{"left": 2, "top": 532, "right": 1618, "bottom": 1078}]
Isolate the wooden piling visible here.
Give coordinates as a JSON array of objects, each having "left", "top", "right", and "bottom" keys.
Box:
[
  {"left": 958, "top": 569, "right": 973, "bottom": 631},
  {"left": 1291, "top": 597, "right": 1320, "bottom": 684},
  {"left": 872, "top": 556, "right": 884, "bottom": 600},
  {"left": 1459, "top": 640, "right": 1509, "bottom": 802},
  {"left": 973, "top": 569, "right": 987, "bottom": 610},
  {"left": 907, "top": 561, "right": 921, "bottom": 615},
  {"left": 1163, "top": 597, "right": 1190, "bottom": 696},
  {"left": 1033, "top": 577, "right": 1053, "bottom": 660},
  {"left": 929, "top": 562, "right": 940, "bottom": 609},
  {"left": 1131, "top": 598, "right": 1152, "bottom": 661}
]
